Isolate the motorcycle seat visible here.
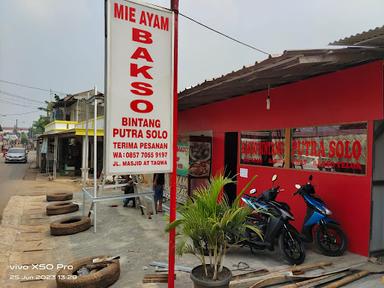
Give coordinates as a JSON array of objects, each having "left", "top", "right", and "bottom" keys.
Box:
[{"left": 273, "top": 201, "right": 291, "bottom": 211}]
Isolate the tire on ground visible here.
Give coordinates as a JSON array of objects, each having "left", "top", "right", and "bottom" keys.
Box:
[
  {"left": 278, "top": 226, "right": 305, "bottom": 265},
  {"left": 50, "top": 216, "right": 91, "bottom": 236},
  {"left": 56, "top": 256, "right": 120, "bottom": 288},
  {"left": 46, "top": 192, "right": 73, "bottom": 202},
  {"left": 46, "top": 202, "right": 79, "bottom": 216},
  {"left": 315, "top": 223, "right": 347, "bottom": 256}
]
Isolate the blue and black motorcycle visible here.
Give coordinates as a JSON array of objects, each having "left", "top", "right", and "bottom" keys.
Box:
[
  {"left": 238, "top": 175, "right": 305, "bottom": 264},
  {"left": 293, "top": 175, "right": 347, "bottom": 256}
]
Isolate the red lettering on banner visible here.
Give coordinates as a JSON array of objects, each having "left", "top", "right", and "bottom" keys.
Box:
[
  {"left": 241, "top": 140, "right": 286, "bottom": 159},
  {"left": 142, "top": 12, "right": 153, "bottom": 26},
  {"left": 319, "top": 140, "right": 326, "bottom": 157},
  {"left": 336, "top": 141, "right": 343, "bottom": 158},
  {"left": 132, "top": 28, "right": 153, "bottom": 44},
  {"left": 352, "top": 141, "right": 362, "bottom": 161},
  {"left": 291, "top": 138, "right": 364, "bottom": 173},
  {"left": 146, "top": 130, "right": 168, "bottom": 139},
  {"left": 113, "top": 152, "right": 122, "bottom": 158},
  {"left": 112, "top": 128, "right": 144, "bottom": 138},
  {"left": 329, "top": 141, "right": 336, "bottom": 157},
  {"left": 291, "top": 140, "right": 297, "bottom": 155},
  {"left": 139, "top": 12, "right": 169, "bottom": 31},
  {"left": 161, "top": 17, "right": 169, "bottom": 31},
  {"left": 114, "top": 3, "right": 136, "bottom": 22},
  {"left": 240, "top": 143, "right": 245, "bottom": 154},
  {"left": 245, "top": 143, "right": 250, "bottom": 155},
  {"left": 121, "top": 117, "right": 160, "bottom": 128},
  {"left": 130, "top": 99, "right": 153, "bottom": 113},
  {"left": 304, "top": 141, "right": 310, "bottom": 156},
  {"left": 129, "top": 28, "right": 154, "bottom": 114},
  {"left": 130, "top": 63, "right": 153, "bottom": 79},
  {"left": 131, "top": 47, "right": 153, "bottom": 62},
  {"left": 113, "top": 142, "right": 138, "bottom": 149},
  {"left": 344, "top": 141, "right": 352, "bottom": 159},
  {"left": 153, "top": 15, "right": 160, "bottom": 29},
  {"left": 310, "top": 141, "right": 317, "bottom": 156},
  {"left": 297, "top": 141, "right": 302, "bottom": 155},
  {"left": 131, "top": 82, "right": 153, "bottom": 96}
]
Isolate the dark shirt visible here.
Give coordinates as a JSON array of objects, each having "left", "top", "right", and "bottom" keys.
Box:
[{"left": 153, "top": 173, "right": 165, "bottom": 186}]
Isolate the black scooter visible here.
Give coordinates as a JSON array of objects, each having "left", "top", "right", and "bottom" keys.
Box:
[{"left": 237, "top": 175, "right": 306, "bottom": 265}]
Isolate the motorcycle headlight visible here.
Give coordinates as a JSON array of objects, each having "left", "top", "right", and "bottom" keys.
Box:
[{"left": 324, "top": 207, "right": 332, "bottom": 215}]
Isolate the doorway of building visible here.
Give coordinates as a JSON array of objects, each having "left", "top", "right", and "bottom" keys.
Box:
[
  {"left": 224, "top": 132, "right": 238, "bottom": 206},
  {"left": 370, "top": 120, "right": 384, "bottom": 255}
]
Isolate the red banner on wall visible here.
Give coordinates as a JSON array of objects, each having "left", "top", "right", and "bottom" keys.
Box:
[{"left": 291, "top": 123, "right": 367, "bottom": 174}]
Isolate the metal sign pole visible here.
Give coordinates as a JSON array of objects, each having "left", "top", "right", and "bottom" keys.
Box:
[
  {"left": 85, "top": 92, "right": 90, "bottom": 182},
  {"left": 53, "top": 136, "right": 58, "bottom": 180},
  {"left": 83, "top": 92, "right": 90, "bottom": 216},
  {"left": 93, "top": 90, "right": 98, "bottom": 233},
  {"left": 168, "top": 1, "right": 179, "bottom": 287}
]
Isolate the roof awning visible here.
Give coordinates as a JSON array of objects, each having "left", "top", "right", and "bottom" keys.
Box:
[
  {"left": 330, "top": 26, "right": 384, "bottom": 48},
  {"left": 178, "top": 47, "right": 384, "bottom": 111}
]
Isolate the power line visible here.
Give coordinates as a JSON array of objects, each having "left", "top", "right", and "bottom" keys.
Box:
[
  {"left": 179, "top": 12, "right": 270, "bottom": 56},
  {"left": 0, "top": 110, "right": 40, "bottom": 117},
  {"left": 0, "top": 90, "right": 45, "bottom": 104},
  {"left": 0, "top": 98, "right": 40, "bottom": 108},
  {"left": 0, "top": 79, "right": 67, "bottom": 95}
]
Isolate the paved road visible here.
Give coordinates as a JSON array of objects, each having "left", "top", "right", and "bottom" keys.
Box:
[{"left": 0, "top": 151, "right": 33, "bottom": 220}]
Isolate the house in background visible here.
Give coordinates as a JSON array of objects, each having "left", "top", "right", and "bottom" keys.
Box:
[{"left": 38, "top": 89, "right": 104, "bottom": 179}]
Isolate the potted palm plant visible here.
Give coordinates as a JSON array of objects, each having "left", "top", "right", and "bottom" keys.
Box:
[{"left": 166, "top": 174, "right": 261, "bottom": 288}]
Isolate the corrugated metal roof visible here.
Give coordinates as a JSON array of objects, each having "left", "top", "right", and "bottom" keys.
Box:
[
  {"left": 178, "top": 47, "right": 384, "bottom": 111},
  {"left": 330, "top": 26, "right": 384, "bottom": 47}
]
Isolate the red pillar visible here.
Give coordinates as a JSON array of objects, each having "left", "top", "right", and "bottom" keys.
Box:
[{"left": 168, "top": 1, "right": 179, "bottom": 288}]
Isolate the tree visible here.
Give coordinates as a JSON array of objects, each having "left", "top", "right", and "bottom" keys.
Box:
[
  {"left": 31, "top": 115, "right": 50, "bottom": 135},
  {"left": 32, "top": 94, "right": 61, "bottom": 135},
  {"left": 20, "top": 132, "right": 28, "bottom": 145},
  {"left": 37, "top": 94, "right": 61, "bottom": 117}
]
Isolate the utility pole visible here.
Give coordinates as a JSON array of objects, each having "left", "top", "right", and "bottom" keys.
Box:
[
  {"left": 14, "top": 119, "right": 18, "bottom": 135},
  {"left": 168, "top": 1, "right": 179, "bottom": 287}
]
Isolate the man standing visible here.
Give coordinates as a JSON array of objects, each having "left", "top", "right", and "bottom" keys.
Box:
[
  {"left": 123, "top": 175, "right": 136, "bottom": 208},
  {"left": 153, "top": 173, "right": 165, "bottom": 213}
]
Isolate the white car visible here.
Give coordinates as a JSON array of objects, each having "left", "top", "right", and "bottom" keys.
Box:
[{"left": 5, "top": 148, "right": 27, "bottom": 163}]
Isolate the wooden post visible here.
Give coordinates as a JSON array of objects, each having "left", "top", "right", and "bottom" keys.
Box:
[
  {"left": 322, "top": 270, "right": 370, "bottom": 288},
  {"left": 284, "top": 128, "right": 291, "bottom": 168}
]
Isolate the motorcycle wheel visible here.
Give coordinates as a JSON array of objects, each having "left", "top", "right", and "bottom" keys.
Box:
[
  {"left": 315, "top": 223, "right": 347, "bottom": 256},
  {"left": 278, "top": 227, "right": 305, "bottom": 265}
]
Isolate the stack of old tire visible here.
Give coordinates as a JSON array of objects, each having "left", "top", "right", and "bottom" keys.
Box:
[
  {"left": 46, "top": 192, "right": 91, "bottom": 236},
  {"left": 56, "top": 256, "right": 120, "bottom": 288}
]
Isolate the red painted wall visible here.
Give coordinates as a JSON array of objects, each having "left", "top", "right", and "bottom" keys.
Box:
[{"left": 179, "top": 61, "right": 384, "bottom": 256}]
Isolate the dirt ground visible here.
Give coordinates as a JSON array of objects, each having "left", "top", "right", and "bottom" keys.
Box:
[{"left": 0, "top": 164, "right": 383, "bottom": 287}]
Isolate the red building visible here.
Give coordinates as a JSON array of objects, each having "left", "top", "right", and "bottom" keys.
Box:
[{"left": 178, "top": 47, "right": 384, "bottom": 257}]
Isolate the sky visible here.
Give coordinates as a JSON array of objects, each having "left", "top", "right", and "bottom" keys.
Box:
[{"left": 0, "top": 0, "right": 383, "bottom": 128}]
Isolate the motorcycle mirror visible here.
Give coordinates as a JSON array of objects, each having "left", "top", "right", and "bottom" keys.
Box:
[
  {"left": 250, "top": 188, "right": 257, "bottom": 194},
  {"left": 295, "top": 184, "right": 301, "bottom": 189},
  {"left": 272, "top": 174, "right": 278, "bottom": 182}
]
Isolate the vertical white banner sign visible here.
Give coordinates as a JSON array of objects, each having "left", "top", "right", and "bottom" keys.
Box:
[{"left": 106, "top": 0, "right": 173, "bottom": 175}]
